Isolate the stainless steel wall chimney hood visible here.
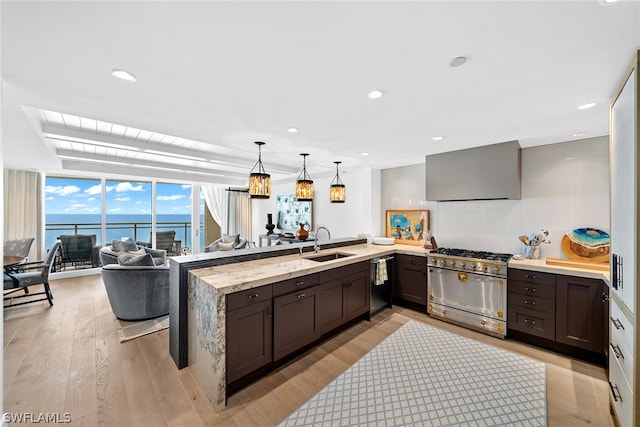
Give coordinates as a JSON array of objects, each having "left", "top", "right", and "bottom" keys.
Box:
[{"left": 425, "top": 140, "right": 521, "bottom": 201}]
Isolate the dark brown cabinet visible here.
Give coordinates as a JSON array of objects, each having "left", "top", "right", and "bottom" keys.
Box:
[
  {"left": 507, "top": 268, "right": 609, "bottom": 364},
  {"left": 395, "top": 254, "right": 427, "bottom": 308},
  {"left": 318, "top": 261, "right": 370, "bottom": 334},
  {"left": 226, "top": 285, "right": 273, "bottom": 384},
  {"left": 273, "top": 273, "right": 321, "bottom": 361},
  {"left": 556, "top": 275, "right": 606, "bottom": 353}
]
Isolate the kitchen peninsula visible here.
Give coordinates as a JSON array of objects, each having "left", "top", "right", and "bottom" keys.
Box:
[{"left": 170, "top": 239, "right": 427, "bottom": 411}]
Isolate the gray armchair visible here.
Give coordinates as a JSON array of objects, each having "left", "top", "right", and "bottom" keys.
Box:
[
  {"left": 101, "top": 264, "right": 169, "bottom": 320},
  {"left": 204, "top": 234, "right": 248, "bottom": 252},
  {"left": 99, "top": 238, "right": 167, "bottom": 266}
]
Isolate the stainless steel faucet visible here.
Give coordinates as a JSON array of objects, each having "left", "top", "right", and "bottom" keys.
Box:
[{"left": 313, "top": 227, "right": 331, "bottom": 253}]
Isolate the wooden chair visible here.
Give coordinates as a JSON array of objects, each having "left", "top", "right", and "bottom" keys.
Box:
[{"left": 4, "top": 240, "right": 61, "bottom": 307}]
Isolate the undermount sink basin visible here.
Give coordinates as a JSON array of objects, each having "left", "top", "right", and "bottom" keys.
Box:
[{"left": 306, "top": 252, "right": 354, "bottom": 262}]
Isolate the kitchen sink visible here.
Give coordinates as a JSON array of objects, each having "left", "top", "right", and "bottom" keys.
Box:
[{"left": 306, "top": 252, "right": 354, "bottom": 262}]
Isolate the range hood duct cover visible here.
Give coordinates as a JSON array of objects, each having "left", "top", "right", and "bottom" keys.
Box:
[{"left": 425, "top": 140, "right": 521, "bottom": 201}]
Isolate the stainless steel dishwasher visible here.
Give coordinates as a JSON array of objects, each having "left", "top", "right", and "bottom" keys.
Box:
[{"left": 370, "top": 256, "right": 394, "bottom": 317}]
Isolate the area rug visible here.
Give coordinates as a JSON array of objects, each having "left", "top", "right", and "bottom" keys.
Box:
[
  {"left": 114, "top": 314, "right": 169, "bottom": 343},
  {"left": 279, "top": 320, "right": 547, "bottom": 426}
]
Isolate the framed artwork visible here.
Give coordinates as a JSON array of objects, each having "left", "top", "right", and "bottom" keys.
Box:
[
  {"left": 385, "top": 209, "right": 430, "bottom": 246},
  {"left": 276, "top": 193, "right": 313, "bottom": 231}
]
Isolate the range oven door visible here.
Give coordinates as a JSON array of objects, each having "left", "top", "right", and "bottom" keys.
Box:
[{"left": 427, "top": 266, "right": 506, "bottom": 321}]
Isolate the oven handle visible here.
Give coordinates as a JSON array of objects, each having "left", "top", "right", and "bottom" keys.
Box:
[{"left": 427, "top": 266, "right": 507, "bottom": 279}]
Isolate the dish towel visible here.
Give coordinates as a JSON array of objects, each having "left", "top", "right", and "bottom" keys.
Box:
[{"left": 376, "top": 259, "right": 388, "bottom": 286}]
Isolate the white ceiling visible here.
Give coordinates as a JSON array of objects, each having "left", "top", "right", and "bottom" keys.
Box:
[{"left": 2, "top": 1, "right": 639, "bottom": 186}]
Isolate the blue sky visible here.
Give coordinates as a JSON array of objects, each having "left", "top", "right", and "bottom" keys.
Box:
[{"left": 45, "top": 177, "right": 204, "bottom": 215}]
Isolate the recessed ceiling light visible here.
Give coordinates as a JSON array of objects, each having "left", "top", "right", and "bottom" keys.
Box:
[
  {"left": 601, "top": 0, "right": 618, "bottom": 4},
  {"left": 111, "top": 69, "right": 136, "bottom": 82},
  {"left": 571, "top": 132, "right": 585, "bottom": 137},
  {"left": 287, "top": 127, "right": 298, "bottom": 133},
  {"left": 432, "top": 136, "right": 445, "bottom": 141},
  {"left": 368, "top": 90, "right": 384, "bottom": 99},
  {"left": 449, "top": 56, "right": 467, "bottom": 68},
  {"left": 578, "top": 102, "right": 596, "bottom": 110},
  {"left": 361, "top": 152, "right": 369, "bottom": 156}
]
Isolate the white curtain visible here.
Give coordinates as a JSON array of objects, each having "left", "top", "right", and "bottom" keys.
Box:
[
  {"left": 227, "top": 190, "right": 252, "bottom": 240},
  {"left": 202, "top": 185, "right": 228, "bottom": 233},
  {"left": 3, "top": 169, "right": 43, "bottom": 260}
]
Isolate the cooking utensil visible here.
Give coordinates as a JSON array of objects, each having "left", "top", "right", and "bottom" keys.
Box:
[{"left": 518, "top": 235, "right": 530, "bottom": 246}]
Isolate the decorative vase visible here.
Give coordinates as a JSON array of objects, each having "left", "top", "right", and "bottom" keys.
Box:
[
  {"left": 265, "top": 213, "right": 275, "bottom": 235},
  {"left": 296, "top": 223, "right": 310, "bottom": 240}
]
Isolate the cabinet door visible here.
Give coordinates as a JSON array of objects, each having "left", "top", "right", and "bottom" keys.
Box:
[
  {"left": 556, "top": 276, "right": 605, "bottom": 353},
  {"left": 610, "top": 67, "right": 637, "bottom": 314},
  {"left": 273, "top": 286, "right": 321, "bottom": 360},
  {"left": 226, "top": 299, "right": 272, "bottom": 383},
  {"left": 396, "top": 255, "right": 427, "bottom": 305},
  {"left": 345, "top": 269, "right": 370, "bottom": 320},
  {"left": 318, "top": 276, "right": 347, "bottom": 334}
]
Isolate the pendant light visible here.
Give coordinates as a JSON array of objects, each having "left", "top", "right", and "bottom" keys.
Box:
[
  {"left": 330, "top": 161, "right": 346, "bottom": 203},
  {"left": 248, "top": 141, "right": 271, "bottom": 199},
  {"left": 295, "top": 153, "right": 314, "bottom": 201}
]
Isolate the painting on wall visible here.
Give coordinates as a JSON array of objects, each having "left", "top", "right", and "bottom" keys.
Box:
[
  {"left": 385, "top": 209, "right": 430, "bottom": 246},
  {"left": 276, "top": 193, "right": 313, "bottom": 231}
]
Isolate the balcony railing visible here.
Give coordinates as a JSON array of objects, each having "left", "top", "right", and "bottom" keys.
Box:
[{"left": 45, "top": 220, "right": 201, "bottom": 263}]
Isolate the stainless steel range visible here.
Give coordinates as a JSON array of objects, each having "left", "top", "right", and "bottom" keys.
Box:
[{"left": 427, "top": 248, "right": 512, "bottom": 338}]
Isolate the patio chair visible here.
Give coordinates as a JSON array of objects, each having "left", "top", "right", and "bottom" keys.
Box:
[
  {"left": 137, "top": 231, "right": 179, "bottom": 256},
  {"left": 4, "top": 240, "right": 61, "bottom": 308},
  {"left": 4, "top": 237, "right": 35, "bottom": 259},
  {"left": 57, "top": 234, "right": 100, "bottom": 269}
]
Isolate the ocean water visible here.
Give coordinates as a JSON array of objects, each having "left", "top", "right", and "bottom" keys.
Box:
[{"left": 45, "top": 214, "right": 204, "bottom": 250}]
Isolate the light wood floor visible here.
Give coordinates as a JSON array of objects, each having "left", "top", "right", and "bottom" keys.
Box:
[{"left": 3, "top": 274, "right": 614, "bottom": 426}]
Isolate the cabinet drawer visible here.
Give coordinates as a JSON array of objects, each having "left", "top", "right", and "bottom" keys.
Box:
[
  {"left": 320, "top": 261, "right": 369, "bottom": 282},
  {"left": 610, "top": 299, "right": 635, "bottom": 385},
  {"left": 397, "top": 254, "right": 426, "bottom": 271},
  {"left": 227, "top": 284, "right": 273, "bottom": 311},
  {"left": 508, "top": 305, "right": 555, "bottom": 340},
  {"left": 609, "top": 354, "right": 633, "bottom": 427},
  {"left": 508, "top": 269, "right": 556, "bottom": 287},
  {"left": 509, "top": 280, "right": 555, "bottom": 300},
  {"left": 508, "top": 292, "right": 555, "bottom": 313},
  {"left": 272, "top": 273, "right": 320, "bottom": 297}
]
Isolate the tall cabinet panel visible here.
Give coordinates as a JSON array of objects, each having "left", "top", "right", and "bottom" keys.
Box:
[{"left": 609, "top": 51, "right": 639, "bottom": 427}]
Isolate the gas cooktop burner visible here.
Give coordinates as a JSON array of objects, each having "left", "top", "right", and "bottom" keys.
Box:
[{"left": 429, "top": 247, "right": 513, "bottom": 263}]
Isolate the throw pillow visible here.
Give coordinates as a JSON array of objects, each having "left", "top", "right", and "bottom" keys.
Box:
[
  {"left": 117, "top": 252, "right": 155, "bottom": 266},
  {"left": 218, "top": 241, "right": 235, "bottom": 251},
  {"left": 221, "top": 233, "right": 240, "bottom": 245},
  {"left": 112, "top": 238, "right": 138, "bottom": 252},
  {"left": 126, "top": 248, "right": 146, "bottom": 256}
]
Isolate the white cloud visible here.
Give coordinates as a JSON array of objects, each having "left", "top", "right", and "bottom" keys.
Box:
[
  {"left": 181, "top": 184, "right": 191, "bottom": 189},
  {"left": 115, "top": 197, "right": 131, "bottom": 202},
  {"left": 108, "top": 207, "right": 122, "bottom": 213},
  {"left": 157, "top": 195, "right": 185, "bottom": 201},
  {"left": 45, "top": 185, "right": 80, "bottom": 196},
  {"left": 85, "top": 184, "right": 102, "bottom": 195},
  {"left": 87, "top": 197, "right": 96, "bottom": 201},
  {"left": 106, "top": 182, "right": 145, "bottom": 193},
  {"left": 46, "top": 196, "right": 55, "bottom": 201}
]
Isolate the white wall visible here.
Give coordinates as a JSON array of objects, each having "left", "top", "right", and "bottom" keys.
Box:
[
  {"left": 381, "top": 137, "right": 610, "bottom": 258},
  {"left": 251, "top": 167, "right": 381, "bottom": 245}
]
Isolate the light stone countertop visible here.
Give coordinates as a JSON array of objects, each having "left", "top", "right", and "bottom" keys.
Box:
[
  {"left": 191, "top": 242, "right": 428, "bottom": 295},
  {"left": 508, "top": 258, "right": 610, "bottom": 285}
]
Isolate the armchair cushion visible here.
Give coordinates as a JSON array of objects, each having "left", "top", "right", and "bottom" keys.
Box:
[
  {"left": 112, "top": 238, "right": 138, "bottom": 252},
  {"left": 117, "top": 252, "right": 156, "bottom": 266},
  {"left": 222, "top": 233, "right": 240, "bottom": 245},
  {"left": 218, "top": 241, "right": 235, "bottom": 251}
]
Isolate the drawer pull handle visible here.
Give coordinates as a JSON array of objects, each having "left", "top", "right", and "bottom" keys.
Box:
[
  {"left": 610, "top": 343, "right": 624, "bottom": 359},
  {"left": 524, "top": 274, "right": 537, "bottom": 279},
  {"left": 248, "top": 293, "right": 259, "bottom": 300},
  {"left": 524, "top": 300, "right": 536, "bottom": 305},
  {"left": 524, "top": 319, "right": 537, "bottom": 326},
  {"left": 296, "top": 281, "right": 304, "bottom": 286},
  {"left": 602, "top": 292, "right": 609, "bottom": 303},
  {"left": 609, "top": 382, "right": 623, "bottom": 402},
  {"left": 297, "top": 293, "right": 306, "bottom": 299},
  {"left": 611, "top": 317, "right": 624, "bottom": 330},
  {"left": 524, "top": 287, "right": 536, "bottom": 292}
]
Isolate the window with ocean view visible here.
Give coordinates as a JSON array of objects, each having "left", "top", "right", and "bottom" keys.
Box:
[
  {"left": 45, "top": 177, "right": 103, "bottom": 248},
  {"left": 105, "top": 179, "right": 152, "bottom": 244},
  {"left": 45, "top": 176, "right": 206, "bottom": 261}
]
